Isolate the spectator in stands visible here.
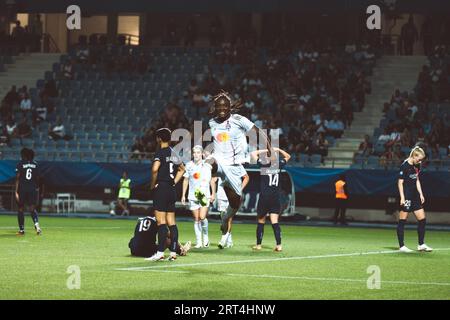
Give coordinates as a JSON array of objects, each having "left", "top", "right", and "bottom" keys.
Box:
[
  {"left": 19, "top": 93, "right": 32, "bottom": 117},
  {"left": 357, "top": 135, "right": 373, "bottom": 157},
  {"left": 76, "top": 44, "right": 89, "bottom": 64},
  {"left": 32, "top": 103, "right": 47, "bottom": 127},
  {"left": 17, "top": 118, "right": 32, "bottom": 145},
  {"left": 48, "top": 117, "right": 72, "bottom": 141},
  {"left": 41, "top": 79, "right": 58, "bottom": 99},
  {"left": 379, "top": 146, "right": 394, "bottom": 167},
  {"left": 6, "top": 119, "right": 17, "bottom": 139},
  {"left": 62, "top": 59, "right": 75, "bottom": 80},
  {"left": 416, "top": 127, "right": 427, "bottom": 145},
  {"left": 18, "top": 85, "right": 28, "bottom": 101},
  {"left": 386, "top": 126, "right": 401, "bottom": 148},
  {"left": 11, "top": 21, "right": 25, "bottom": 52},
  {"left": 0, "top": 100, "right": 13, "bottom": 123},
  {"left": 0, "top": 125, "right": 10, "bottom": 147},
  {"left": 400, "top": 128, "right": 412, "bottom": 147},
  {"left": 3, "top": 86, "right": 20, "bottom": 108},
  {"left": 326, "top": 114, "right": 345, "bottom": 138},
  {"left": 311, "top": 133, "right": 329, "bottom": 160},
  {"left": 400, "top": 15, "right": 419, "bottom": 55},
  {"left": 130, "top": 137, "right": 145, "bottom": 160}
]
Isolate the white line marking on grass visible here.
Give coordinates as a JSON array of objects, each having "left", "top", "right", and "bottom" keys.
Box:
[
  {"left": 115, "top": 248, "right": 450, "bottom": 271},
  {"left": 225, "top": 273, "right": 450, "bottom": 287},
  {"left": 113, "top": 269, "right": 450, "bottom": 287}
]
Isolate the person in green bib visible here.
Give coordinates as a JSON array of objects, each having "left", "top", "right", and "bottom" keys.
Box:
[{"left": 117, "top": 171, "right": 131, "bottom": 216}]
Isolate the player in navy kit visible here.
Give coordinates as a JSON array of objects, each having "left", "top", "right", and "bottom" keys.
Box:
[
  {"left": 128, "top": 212, "right": 191, "bottom": 257},
  {"left": 250, "top": 147, "right": 291, "bottom": 252},
  {"left": 146, "top": 128, "right": 186, "bottom": 261},
  {"left": 15, "top": 148, "right": 42, "bottom": 235},
  {"left": 397, "top": 146, "right": 432, "bottom": 252}
]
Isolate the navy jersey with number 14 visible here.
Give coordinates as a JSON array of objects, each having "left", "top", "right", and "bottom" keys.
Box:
[{"left": 258, "top": 158, "right": 287, "bottom": 196}]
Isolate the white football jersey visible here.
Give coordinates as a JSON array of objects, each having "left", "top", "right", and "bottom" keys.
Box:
[
  {"left": 209, "top": 114, "right": 254, "bottom": 165},
  {"left": 183, "top": 160, "right": 212, "bottom": 200}
]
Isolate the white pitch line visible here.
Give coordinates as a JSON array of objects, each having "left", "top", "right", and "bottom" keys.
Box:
[
  {"left": 115, "top": 248, "right": 450, "bottom": 271},
  {"left": 112, "top": 268, "right": 450, "bottom": 287},
  {"left": 226, "top": 273, "right": 450, "bottom": 287}
]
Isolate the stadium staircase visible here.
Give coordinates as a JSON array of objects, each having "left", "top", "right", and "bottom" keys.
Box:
[
  {"left": 0, "top": 53, "right": 61, "bottom": 100},
  {"left": 324, "top": 55, "right": 427, "bottom": 168}
]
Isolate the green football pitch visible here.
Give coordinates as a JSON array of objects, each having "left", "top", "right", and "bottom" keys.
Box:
[{"left": 1, "top": 215, "right": 450, "bottom": 300}]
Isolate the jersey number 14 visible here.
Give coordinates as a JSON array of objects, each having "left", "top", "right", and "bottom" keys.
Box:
[{"left": 268, "top": 173, "right": 279, "bottom": 187}]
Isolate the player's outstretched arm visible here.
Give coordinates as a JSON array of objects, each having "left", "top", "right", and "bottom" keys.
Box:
[
  {"left": 253, "top": 126, "right": 272, "bottom": 155},
  {"left": 250, "top": 149, "right": 269, "bottom": 163},
  {"left": 274, "top": 147, "right": 291, "bottom": 162}
]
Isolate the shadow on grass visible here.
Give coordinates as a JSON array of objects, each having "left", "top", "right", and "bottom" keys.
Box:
[{"left": 0, "top": 232, "right": 22, "bottom": 238}]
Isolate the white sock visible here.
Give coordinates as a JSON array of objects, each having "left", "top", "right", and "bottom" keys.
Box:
[
  {"left": 227, "top": 233, "right": 233, "bottom": 244},
  {"left": 221, "top": 232, "right": 230, "bottom": 242},
  {"left": 35, "top": 222, "right": 40, "bottom": 228},
  {"left": 201, "top": 218, "right": 209, "bottom": 243},
  {"left": 194, "top": 221, "right": 202, "bottom": 245}
]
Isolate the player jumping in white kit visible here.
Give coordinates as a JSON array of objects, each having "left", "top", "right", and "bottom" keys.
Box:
[{"left": 205, "top": 90, "right": 271, "bottom": 249}]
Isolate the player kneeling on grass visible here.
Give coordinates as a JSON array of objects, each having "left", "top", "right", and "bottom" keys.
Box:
[
  {"left": 15, "top": 148, "right": 42, "bottom": 235},
  {"left": 397, "top": 146, "right": 432, "bottom": 253},
  {"left": 128, "top": 212, "right": 191, "bottom": 257},
  {"left": 250, "top": 147, "right": 290, "bottom": 252},
  {"left": 181, "top": 145, "right": 216, "bottom": 248},
  {"left": 146, "top": 128, "right": 186, "bottom": 261}
]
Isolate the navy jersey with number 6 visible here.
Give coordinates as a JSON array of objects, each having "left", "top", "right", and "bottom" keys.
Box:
[
  {"left": 15, "top": 160, "right": 39, "bottom": 192},
  {"left": 154, "top": 147, "right": 179, "bottom": 184},
  {"left": 258, "top": 158, "right": 287, "bottom": 196}
]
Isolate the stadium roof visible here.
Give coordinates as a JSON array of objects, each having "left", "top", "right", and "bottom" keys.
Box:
[{"left": 13, "top": 0, "right": 450, "bottom": 14}]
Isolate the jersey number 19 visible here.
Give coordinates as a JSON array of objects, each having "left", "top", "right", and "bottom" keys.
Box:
[{"left": 139, "top": 219, "right": 151, "bottom": 232}]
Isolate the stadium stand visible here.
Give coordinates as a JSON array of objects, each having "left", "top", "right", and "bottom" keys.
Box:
[{"left": 352, "top": 45, "right": 450, "bottom": 170}]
